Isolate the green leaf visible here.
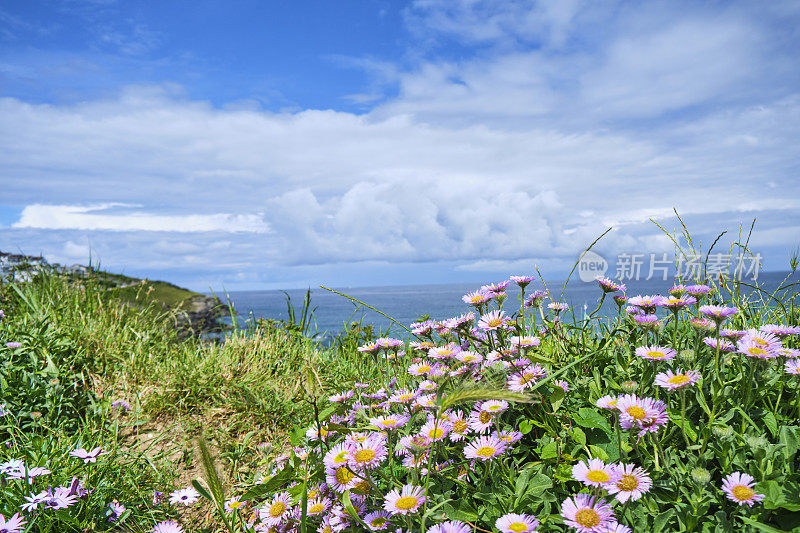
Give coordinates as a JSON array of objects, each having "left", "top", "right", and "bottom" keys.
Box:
[
  {"left": 652, "top": 508, "right": 674, "bottom": 533},
  {"left": 519, "top": 419, "right": 533, "bottom": 435},
  {"left": 780, "top": 426, "right": 799, "bottom": 460},
  {"left": 540, "top": 441, "right": 559, "bottom": 460},
  {"left": 668, "top": 412, "right": 698, "bottom": 441},
  {"left": 342, "top": 491, "right": 370, "bottom": 528},
  {"left": 191, "top": 478, "right": 215, "bottom": 503},
  {"left": 573, "top": 407, "right": 612, "bottom": 435},
  {"left": 588, "top": 445, "right": 609, "bottom": 461},
  {"left": 549, "top": 387, "right": 565, "bottom": 412},
  {"left": 241, "top": 466, "right": 295, "bottom": 501},
  {"left": 570, "top": 427, "right": 586, "bottom": 446},
  {"left": 739, "top": 516, "right": 792, "bottom": 533},
  {"left": 763, "top": 411, "right": 778, "bottom": 438}
]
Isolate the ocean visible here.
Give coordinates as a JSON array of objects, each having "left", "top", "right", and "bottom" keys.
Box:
[{"left": 219, "top": 271, "right": 798, "bottom": 341}]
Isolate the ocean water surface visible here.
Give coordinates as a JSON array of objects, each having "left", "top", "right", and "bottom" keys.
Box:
[{"left": 220, "top": 271, "right": 797, "bottom": 341}]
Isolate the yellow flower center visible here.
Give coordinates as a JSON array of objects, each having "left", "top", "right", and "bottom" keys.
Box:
[
  {"left": 229, "top": 501, "right": 243, "bottom": 509},
  {"left": 749, "top": 347, "right": 768, "bottom": 356},
  {"left": 428, "top": 428, "right": 445, "bottom": 440},
  {"left": 463, "top": 355, "right": 476, "bottom": 362},
  {"left": 269, "top": 502, "right": 286, "bottom": 517},
  {"left": 647, "top": 351, "right": 665, "bottom": 358},
  {"left": 399, "top": 394, "right": 414, "bottom": 402},
  {"left": 586, "top": 470, "right": 610, "bottom": 483},
  {"left": 732, "top": 485, "right": 755, "bottom": 501},
  {"left": 626, "top": 406, "right": 647, "bottom": 420},
  {"left": 334, "top": 451, "right": 349, "bottom": 464},
  {"left": 508, "top": 523, "right": 528, "bottom": 533},
  {"left": 334, "top": 466, "right": 354, "bottom": 485},
  {"left": 609, "top": 400, "right": 618, "bottom": 407},
  {"left": 370, "top": 517, "right": 388, "bottom": 527},
  {"left": 668, "top": 375, "right": 690, "bottom": 385},
  {"left": 417, "top": 365, "right": 432, "bottom": 373},
  {"left": 617, "top": 474, "right": 639, "bottom": 491},
  {"left": 395, "top": 496, "right": 419, "bottom": 510},
  {"left": 384, "top": 419, "right": 397, "bottom": 426},
  {"left": 476, "top": 445, "right": 497, "bottom": 457},
  {"left": 520, "top": 374, "right": 533, "bottom": 385},
  {"left": 453, "top": 420, "right": 468, "bottom": 433},
  {"left": 354, "top": 449, "right": 377, "bottom": 463},
  {"left": 479, "top": 411, "right": 492, "bottom": 424},
  {"left": 308, "top": 502, "right": 324, "bottom": 513},
  {"left": 754, "top": 338, "right": 768, "bottom": 346},
  {"left": 487, "top": 405, "right": 502, "bottom": 412},
  {"left": 352, "top": 480, "right": 370, "bottom": 495},
  {"left": 488, "top": 318, "right": 502, "bottom": 327},
  {"left": 575, "top": 508, "right": 600, "bottom": 527}
]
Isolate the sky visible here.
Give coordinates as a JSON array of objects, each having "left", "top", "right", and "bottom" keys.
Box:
[{"left": 1, "top": 0, "right": 799, "bottom": 291}]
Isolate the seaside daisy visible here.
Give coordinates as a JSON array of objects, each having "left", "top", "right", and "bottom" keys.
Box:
[
  {"left": 596, "top": 395, "right": 619, "bottom": 410},
  {"left": 703, "top": 337, "right": 735, "bottom": 352},
  {"left": 596, "top": 277, "right": 626, "bottom": 293},
  {"left": 554, "top": 379, "right": 569, "bottom": 392},
  {"left": 627, "top": 295, "right": 665, "bottom": 313},
  {"left": 508, "top": 335, "right": 541, "bottom": 348},
  {"left": 635, "top": 346, "right": 676, "bottom": 361},
  {"left": 655, "top": 369, "right": 701, "bottom": 390},
  {"left": 761, "top": 324, "right": 800, "bottom": 337},
  {"left": 456, "top": 351, "right": 483, "bottom": 364},
  {"left": 478, "top": 310, "right": 510, "bottom": 331},
  {"left": 495, "top": 513, "right": 539, "bottom": 533},
  {"left": 427, "top": 521, "right": 472, "bottom": 533},
  {"left": 389, "top": 389, "right": 420, "bottom": 404},
  {"left": 525, "top": 291, "right": 547, "bottom": 308},
  {"left": 669, "top": 284, "right": 687, "bottom": 296},
  {"left": 561, "top": 493, "right": 615, "bottom": 533},
  {"left": 509, "top": 275, "right": 535, "bottom": 288},
  {"left": 603, "top": 523, "right": 632, "bottom": 533},
  {"left": 720, "top": 328, "right": 746, "bottom": 340},
  {"left": 572, "top": 459, "right": 619, "bottom": 487},
  {"left": 606, "top": 464, "right": 652, "bottom": 502},
  {"left": 721, "top": 472, "right": 764, "bottom": 506},
  {"left": 462, "top": 290, "right": 493, "bottom": 306},
  {"left": 383, "top": 484, "right": 426, "bottom": 515},
  {"left": 349, "top": 434, "right": 388, "bottom": 470},
  {"left": 357, "top": 342, "right": 381, "bottom": 354},
  {"left": 377, "top": 337, "right": 404, "bottom": 349},
  {"left": 785, "top": 360, "right": 800, "bottom": 375},
  {"left": 685, "top": 284, "right": 713, "bottom": 296},
  {"left": 449, "top": 412, "right": 471, "bottom": 442},
  {"left": 699, "top": 305, "right": 738, "bottom": 324},
  {"left": 429, "top": 343, "right": 461, "bottom": 359},
  {"left": 370, "top": 414, "right": 410, "bottom": 430},
  {"left": 169, "top": 487, "right": 200, "bottom": 506},
  {"left": 662, "top": 296, "right": 696, "bottom": 311},
  {"left": 364, "top": 510, "right": 392, "bottom": 531},
  {"left": 70, "top": 447, "right": 107, "bottom": 463},
  {"left": 325, "top": 464, "right": 358, "bottom": 493},
  {"left": 691, "top": 317, "right": 715, "bottom": 331},
  {"left": 495, "top": 430, "right": 523, "bottom": 444},
  {"left": 548, "top": 302, "right": 569, "bottom": 313},
  {"left": 224, "top": 497, "right": 247, "bottom": 513},
  {"left": 419, "top": 420, "right": 451, "bottom": 442},
  {"left": 738, "top": 340, "right": 778, "bottom": 359},
  {"left": 260, "top": 491, "right": 294, "bottom": 525},
  {"left": 483, "top": 281, "right": 511, "bottom": 293},
  {"left": 463, "top": 435, "right": 508, "bottom": 461},
  {"left": 152, "top": 521, "right": 184, "bottom": 533},
  {"left": 408, "top": 362, "right": 434, "bottom": 376},
  {"left": 0, "top": 513, "right": 27, "bottom": 533},
  {"left": 633, "top": 314, "right": 660, "bottom": 328}
]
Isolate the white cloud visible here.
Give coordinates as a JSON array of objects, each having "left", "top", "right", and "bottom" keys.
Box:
[{"left": 13, "top": 204, "right": 270, "bottom": 233}]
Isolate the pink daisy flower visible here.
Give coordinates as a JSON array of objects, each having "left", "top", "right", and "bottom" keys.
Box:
[
  {"left": 627, "top": 295, "right": 665, "bottom": 312},
  {"left": 654, "top": 369, "right": 701, "bottom": 390},
  {"left": 325, "top": 464, "right": 358, "bottom": 493},
  {"left": 739, "top": 340, "right": 778, "bottom": 359},
  {"left": 259, "top": 491, "right": 294, "bottom": 525},
  {"left": 703, "top": 337, "right": 735, "bottom": 352},
  {"left": 633, "top": 314, "right": 660, "bottom": 329},
  {"left": 70, "top": 447, "right": 107, "bottom": 463},
  {"left": 408, "top": 362, "right": 434, "bottom": 376},
  {"left": 495, "top": 513, "right": 539, "bottom": 533},
  {"left": 561, "top": 493, "right": 615, "bottom": 532},
  {"left": 478, "top": 310, "right": 510, "bottom": 331},
  {"left": 0, "top": 513, "right": 26, "bottom": 533},
  {"left": 572, "top": 458, "right": 619, "bottom": 487},
  {"left": 721, "top": 472, "right": 764, "bottom": 506},
  {"left": 606, "top": 463, "right": 651, "bottom": 502},
  {"left": 596, "top": 395, "right": 619, "bottom": 410},
  {"left": 419, "top": 420, "right": 452, "bottom": 442},
  {"left": 596, "top": 277, "right": 626, "bottom": 293},
  {"left": 348, "top": 434, "right": 388, "bottom": 470},
  {"left": 152, "top": 521, "right": 184, "bottom": 533},
  {"left": 364, "top": 510, "right": 392, "bottom": 531},
  {"left": 785, "top": 359, "right": 800, "bottom": 375},
  {"left": 429, "top": 343, "right": 461, "bottom": 359},
  {"left": 685, "top": 284, "right": 712, "bottom": 296},
  {"left": 761, "top": 324, "right": 800, "bottom": 337},
  {"left": 463, "top": 435, "right": 508, "bottom": 461},
  {"left": 383, "top": 484, "right": 426, "bottom": 515},
  {"left": 635, "top": 346, "right": 676, "bottom": 361},
  {"left": 427, "top": 521, "right": 472, "bottom": 533},
  {"left": 169, "top": 487, "right": 200, "bottom": 506},
  {"left": 462, "top": 290, "right": 493, "bottom": 306},
  {"left": 699, "top": 305, "right": 738, "bottom": 324},
  {"left": 370, "top": 414, "right": 410, "bottom": 430},
  {"left": 662, "top": 296, "right": 696, "bottom": 311},
  {"left": 509, "top": 275, "right": 535, "bottom": 288}
]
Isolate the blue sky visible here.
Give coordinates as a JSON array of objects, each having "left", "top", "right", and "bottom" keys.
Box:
[{"left": 1, "top": 0, "right": 799, "bottom": 290}]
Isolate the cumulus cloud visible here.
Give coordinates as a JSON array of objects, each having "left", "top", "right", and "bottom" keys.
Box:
[{"left": 0, "top": 0, "right": 799, "bottom": 288}]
